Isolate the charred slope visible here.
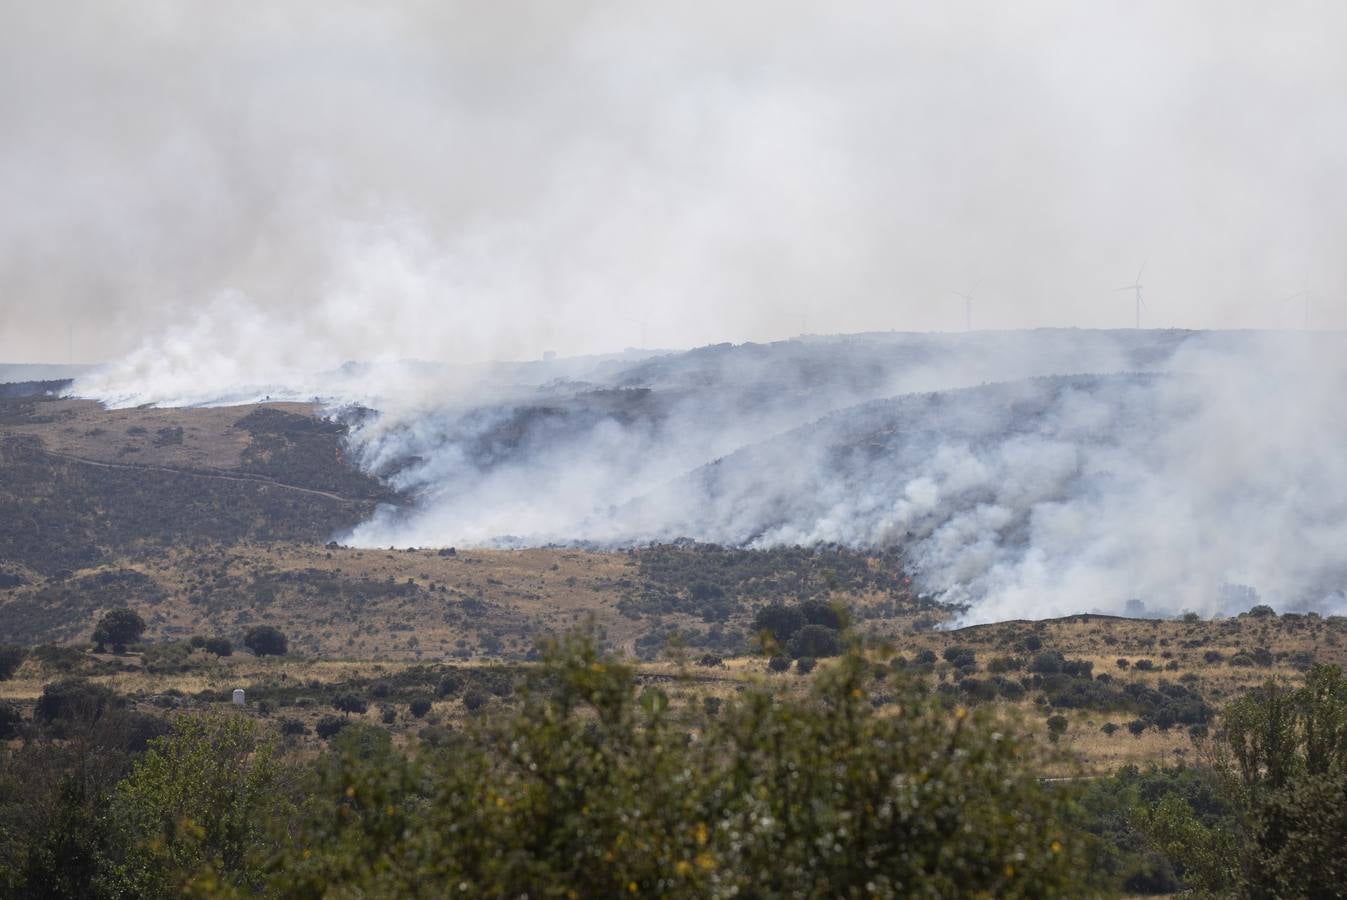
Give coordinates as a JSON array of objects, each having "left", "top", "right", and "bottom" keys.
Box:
[
  {"left": 234, "top": 407, "right": 398, "bottom": 501},
  {"left": 0, "top": 435, "right": 378, "bottom": 576}
]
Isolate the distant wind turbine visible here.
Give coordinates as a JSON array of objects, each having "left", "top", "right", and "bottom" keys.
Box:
[
  {"left": 1114, "top": 262, "right": 1147, "bottom": 329},
  {"left": 951, "top": 281, "right": 979, "bottom": 332}
]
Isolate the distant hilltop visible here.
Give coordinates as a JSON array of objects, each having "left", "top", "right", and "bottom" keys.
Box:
[{"left": 0, "top": 363, "right": 93, "bottom": 384}]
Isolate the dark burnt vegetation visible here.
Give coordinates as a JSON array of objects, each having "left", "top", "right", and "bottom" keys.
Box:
[
  {"left": 0, "top": 379, "right": 71, "bottom": 401},
  {"left": 233, "top": 407, "right": 395, "bottom": 501},
  {"left": 612, "top": 542, "right": 943, "bottom": 661},
  {"left": 0, "top": 569, "right": 166, "bottom": 644},
  {"left": 0, "top": 388, "right": 71, "bottom": 425},
  {"left": 620, "top": 542, "right": 937, "bottom": 622},
  {"left": 0, "top": 434, "right": 375, "bottom": 576}
]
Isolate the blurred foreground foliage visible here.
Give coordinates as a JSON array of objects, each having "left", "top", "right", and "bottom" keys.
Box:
[
  {"left": 1131, "top": 663, "right": 1347, "bottom": 898},
  {"left": 13, "top": 635, "right": 1347, "bottom": 897},
  {"left": 1, "top": 632, "right": 1091, "bottom": 898}
]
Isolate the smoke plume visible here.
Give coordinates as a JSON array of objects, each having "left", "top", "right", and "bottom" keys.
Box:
[
  {"left": 14, "top": 3, "right": 1347, "bottom": 621},
  {"left": 77, "top": 329, "right": 1347, "bottom": 623}
]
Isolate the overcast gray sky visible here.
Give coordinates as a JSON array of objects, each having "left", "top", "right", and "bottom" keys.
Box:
[{"left": 2, "top": 1, "right": 1345, "bottom": 365}]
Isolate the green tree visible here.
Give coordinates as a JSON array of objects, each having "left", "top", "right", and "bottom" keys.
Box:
[
  {"left": 788, "top": 623, "right": 841, "bottom": 658},
  {"left": 333, "top": 692, "right": 368, "bottom": 717},
  {"left": 1047, "top": 714, "right": 1069, "bottom": 743},
  {"left": 100, "top": 711, "right": 284, "bottom": 898},
  {"left": 751, "top": 604, "right": 806, "bottom": 647},
  {"left": 1141, "top": 664, "right": 1347, "bottom": 898},
  {"left": 243, "top": 626, "right": 287, "bottom": 657},
  {"left": 92, "top": 608, "right": 145, "bottom": 653}
]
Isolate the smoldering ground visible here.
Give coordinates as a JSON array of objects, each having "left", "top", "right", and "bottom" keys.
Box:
[{"left": 75, "top": 329, "right": 1347, "bottom": 623}]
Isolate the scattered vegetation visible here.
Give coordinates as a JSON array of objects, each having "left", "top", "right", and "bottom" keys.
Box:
[{"left": 0, "top": 633, "right": 1092, "bottom": 897}]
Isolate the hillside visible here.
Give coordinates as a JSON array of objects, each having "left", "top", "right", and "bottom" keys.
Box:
[
  {"left": 0, "top": 388, "right": 938, "bottom": 657},
  {"left": 4, "top": 349, "right": 1347, "bottom": 782}
]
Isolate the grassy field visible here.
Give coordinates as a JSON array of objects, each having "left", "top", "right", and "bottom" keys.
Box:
[{"left": 3, "top": 599, "right": 1332, "bottom": 774}]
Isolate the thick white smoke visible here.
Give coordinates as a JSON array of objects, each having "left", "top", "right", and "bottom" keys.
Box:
[
  {"left": 75, "top": 329, "right": 1347, "bottom": 623},
  {"left": 6, "top": 2, "right": 1347, "bottom": 364},
  {"left": 26, "top": 3, "right": 1347, "bottom": 622}
]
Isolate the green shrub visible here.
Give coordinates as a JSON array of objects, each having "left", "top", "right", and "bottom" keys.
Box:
[
  {"left": 315, "top": 715, "right": 347, "bottom": 740},
  {"left": 0, "top": 701, "right": 22, "bottom": 739},
  {"left": 203, "top": 636, "right": 232, "bottom": 657},
  {"left": 263, "top": 631, "right": 1089, "bottom": 897},
  {"left": 244, "top": 626, "right": 287, "bottom": 657},
  {"left": 34, "top": 678, "right": 119, "bottom": 722},
  {"left": 943, "top": 646, "right": 977, "bottom": 669},
  {"left": 0, "top": 645, "right": 26, "bottom": 680},
  {"left": 333, "top": 693, "right": 368, "bottom": 717},
  {"left": 1046, "top": 714, "right": 1068, "bottom": 743},
  {"left": 752, "top": 604, "right": 806, "bottom": 646},
  {"left": 280, "top": 718, "right": 308, "bottom": 736},
  {"left": 1030, "top": 650, "right": 1064, "bottom": 674},
  {"left": 788, "top": 624, "right": 841, "bottom": 659},
  {"left": 436, "top": 671, "right": 463, "bottom": 697},
  {"left": 142, "top": 641, "right": 193, "bottom": 674}
]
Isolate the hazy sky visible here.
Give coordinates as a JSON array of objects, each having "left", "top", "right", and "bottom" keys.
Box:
[{"left": 3, "top": 1, "right": 1345, "bottom": 365}]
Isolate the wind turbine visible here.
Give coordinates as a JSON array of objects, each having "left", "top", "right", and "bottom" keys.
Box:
[
  {"left": 1115, "top": 262, "right": 1146, "bottom": 329},
  {"left": 951, "top": 281, "right": 979, "bottom": 332}
]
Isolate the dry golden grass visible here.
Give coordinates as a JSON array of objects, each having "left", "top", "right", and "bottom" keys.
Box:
[
  {"left": 119, "top": 542, "right": 651, "bottom": 659},
  {"left": 4, "top": 398, "right": 316, "bottom": 469},
  {"left": 7, "top": 608, "right": 1332, "bottom": 775}
]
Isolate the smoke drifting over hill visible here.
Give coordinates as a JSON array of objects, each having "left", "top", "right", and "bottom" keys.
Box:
[
  {"left": 5, "top": 2, "right": 1347, "bottom": 366},
  {"left": 15, "top": 4, "right": 1347, "bottom": 622},
  {"left": 75, "top": 330, "right": 1347, "bottom": 623}
]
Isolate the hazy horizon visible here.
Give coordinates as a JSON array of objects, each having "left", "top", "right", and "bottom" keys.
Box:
[{"left": 3, "top": 2, "right": 1345, "bottom": 370}]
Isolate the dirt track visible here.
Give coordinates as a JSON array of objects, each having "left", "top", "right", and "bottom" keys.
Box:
[{"left": 35, "top": 447, "right": 372, "bottom": 505}]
